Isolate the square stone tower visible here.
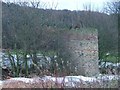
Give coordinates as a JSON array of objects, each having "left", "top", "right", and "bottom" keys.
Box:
[{"left": 62, "top": 28, "right": 99, "bottom": 76}]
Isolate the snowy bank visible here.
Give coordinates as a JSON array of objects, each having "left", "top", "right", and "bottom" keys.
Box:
[{"left": 0, "top": 74, "right": 119, "bottom": 88}]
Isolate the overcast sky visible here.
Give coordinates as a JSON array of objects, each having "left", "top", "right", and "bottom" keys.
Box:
[{"left": 3, "top": 0, "right": 114, "bottom": 11}]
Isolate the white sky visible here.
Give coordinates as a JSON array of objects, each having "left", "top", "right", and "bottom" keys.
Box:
[{"left": 2, "top": 0, "right": 115, "bottom": 11}]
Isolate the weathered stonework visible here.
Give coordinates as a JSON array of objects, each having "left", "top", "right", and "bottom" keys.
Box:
[{"left": 62, "top": 29, "right": 99, "bottom": 76}]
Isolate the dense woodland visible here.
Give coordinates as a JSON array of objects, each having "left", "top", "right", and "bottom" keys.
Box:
[{"left": 2, "top": 2, "right": 118, "bottom": 59}]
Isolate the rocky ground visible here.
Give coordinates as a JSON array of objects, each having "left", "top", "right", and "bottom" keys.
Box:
[{"left": 0, "top": 74, "right": 119, "bottom": 88}]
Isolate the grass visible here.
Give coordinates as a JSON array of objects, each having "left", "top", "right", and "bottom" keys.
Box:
[
  {"left": 105, "top": 55, "right": 118, "bottom": 63},
  {"left": 101, "top": 53, "right": 119, "bottom": 63}
]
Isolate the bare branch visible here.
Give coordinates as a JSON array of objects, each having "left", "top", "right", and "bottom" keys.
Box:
[
  {"left": 31, "top": 1, "right": 40, "bottom": 8},
  {"left": 104, "top": 1, "right": 120, "bottom": 14},
  {"left": 16, "top": 2, "right": 30, "bottom": 7}
]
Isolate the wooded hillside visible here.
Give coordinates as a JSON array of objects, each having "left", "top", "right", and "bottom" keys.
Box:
[{"left": 2, "top": 2, "right": 118, "bottom": 58}]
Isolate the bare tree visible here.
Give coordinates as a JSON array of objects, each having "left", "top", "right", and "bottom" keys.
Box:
[
  {"left": 104, "top": 1, "right": 120, "bottom": 14},
  {"left": 16, "top": 2, "right": 30, "bottom": 7},
  {"left": 47, "top": 1, "right": 58, "bottom": 10},
  {"left": 30, "top": 1, "right": 40, "bottom": 8},
  {"left": 83, "top": 2, "right": 95, "bottom": 12}
]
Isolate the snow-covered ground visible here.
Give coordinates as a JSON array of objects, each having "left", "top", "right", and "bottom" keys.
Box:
[
  {"left": 0, "top": 80, "right": 3, "bottom": 89},
  {"left": 99, "top": 62, "right": 120, "bottom": 68},
  {"left": 0, "top": 74, "right": 119, "bottom": 88},
  {"left": 41, "top": 74, "right": 119, "bottom": 87},
  {"left": 4, "top": 77, "right": 34, "bottom": 83},
  {"left": 0, "top": 80, "right": 2, "bottom": 85}
]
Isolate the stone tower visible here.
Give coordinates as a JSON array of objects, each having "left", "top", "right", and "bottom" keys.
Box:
[{"left": 62, "top": 28, "right": 99, "bottom": 76}]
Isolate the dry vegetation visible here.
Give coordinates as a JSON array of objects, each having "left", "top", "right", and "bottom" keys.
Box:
[{"left": 1, "top": 76, "right": 119, "bottom": 88}]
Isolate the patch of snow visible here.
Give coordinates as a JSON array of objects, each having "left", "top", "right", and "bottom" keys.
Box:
[
  {"left": 43, "top": 76, "right": 97, "bottom": 83},
  {"left": 106, "top": 53, "right": 110, "bottom": 56},
  {"left": 66, "top": 76, "right": 97, "bottom": 82},
  {"left": 42, "top": 75, "right": 98, "bottom": 87},
  {"left": 99, "top": 62, "right": 120, "bottom": 68},
  {"left": 96, "top": 74, "right": 119, "bottom": 81},
  {"left": 42, "top": 76, "right": 68, "bottom": 83},
  {"left": 0, "top": 80, "right": 3, "bottom": 89},
  {"left": 9, "top": 77, "right": 34, "bottom": 83},
  {"left": 65, "top": 76, "right": 82, "bottom": 82},
  {"left": 51, "top": 77, "right": 68, "bottom": 83},
  {"left": 26, "top": 55, "right": 31, "bottom": 58},
  {"left": 0, "top": 80, "right": 3, "bottom": 85},
  {"left": 1, "top": 74, "right": 119, "bottom": 88},
  {"left": 41, "top": 74, "right": 119, "bottom": 87}
]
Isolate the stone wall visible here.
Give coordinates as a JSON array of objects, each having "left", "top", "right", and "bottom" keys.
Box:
[{"left": 62, "top": 28, "right": 99, "bottom": 76}]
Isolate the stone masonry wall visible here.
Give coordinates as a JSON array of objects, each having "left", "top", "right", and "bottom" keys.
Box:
[{"left": 62, "top": 29, "right": 99, "bottom": 76}]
